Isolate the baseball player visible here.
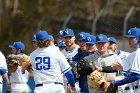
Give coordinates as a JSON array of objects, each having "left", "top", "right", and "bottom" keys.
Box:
[
  {"left": 62, "top": 28, "right": 80, "bottom": 93},
  {"left": 109, "top": 27, "right": 140, "bottom": 93},
  {"left": 73, "top": 32, "right": 97, "bottom": 93},
  {"left": 30, "top": 31, "right": 76, "bottom": 93},
  {"left": 81, "top": 34, "right": 122, "bottom": 93},
  {"left": 0, "top": 51, "right": 11, "bottom": 93},
  {"left": 73, "top": 32, "right": 88, "bottom": 93},
  {"left": 108, "top": 37, "right": 130, "bottom": 64},
  {"left": 9, "top": 41, "right": 31, "bottom": 93}
]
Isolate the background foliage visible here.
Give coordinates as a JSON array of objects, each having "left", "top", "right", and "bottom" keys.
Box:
[{"left": 0, "top": 0, "right": 140, "bottom": 55}]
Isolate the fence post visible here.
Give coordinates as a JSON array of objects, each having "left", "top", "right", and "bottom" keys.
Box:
[
  {"left": 122, "top": 6, "right": 135, "bottom": 50},
  {"left": 91, "top": 9, "right": 104, "bottom": 35}
]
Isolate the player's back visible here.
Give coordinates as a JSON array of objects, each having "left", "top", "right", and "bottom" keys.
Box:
[{"left": 30, "top": 46, "right": 70, "bottom": 85}]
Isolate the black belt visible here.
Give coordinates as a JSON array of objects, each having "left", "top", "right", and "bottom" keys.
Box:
[
  {"left": 125, "top": 85, "right": 139, "bottom": 90},
  {"left": 36, "top": 82, "right": 63, "bottom": 87}
]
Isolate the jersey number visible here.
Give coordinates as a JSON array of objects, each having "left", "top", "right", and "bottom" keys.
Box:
[{"left": 35, "top": 57, "right": 50, "bottom": 70}]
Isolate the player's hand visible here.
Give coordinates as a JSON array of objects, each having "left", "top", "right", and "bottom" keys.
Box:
[
  {"left": 67, "top": 84, "right": 72, "bottom": 93},
  {"left": 111, "top": 62, "right": 123, "bottom": 71},
  {"left": 95, "top": 66, "right": 103, "bottom": 72},
  {"left": 67, "top": 84, "right": 76, "bottom": 93},
  {"left": 70, "top": 87, "right": 76, "bottom": 92},
  {"left": 6, "top": 83, "right": 11, "bottom": 93}
]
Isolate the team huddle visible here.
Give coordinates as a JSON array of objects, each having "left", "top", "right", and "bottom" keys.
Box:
[{"left": 0, "top": 27, "right": 140, "bottom": 93}]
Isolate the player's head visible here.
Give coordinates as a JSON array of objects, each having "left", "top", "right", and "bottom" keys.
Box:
[
  {"left": 63, "top": 28, "right": 75, "bottom": 46},
  {"left": 55, "top": 30, "right": 64, "bottom": 44},
  {"left": 56, "top": 40, "right": 66, "bottom": 51},
  {"left": 125, "top": 27, "right": 140, "bottom": 48},
  {"left": 31, "top": 34, "right": 38, "bottom": 49},
  {"left": 96, "top": 34, "right": 109, "bottom": 54},
  {"left": 76, "top": 32, "right": 87, "bottom": 51},
  {"left": 108, "top": 37, "right": 118, "bottom": 52},
  {"left": 36, "top": 30, "right": 49, "bottom": 48},
  {"left": 85, "top": 34, "right": 97, "bottom": 52},
  {"left": 9, "top": 41, "right": 25, "bottom": 54}
]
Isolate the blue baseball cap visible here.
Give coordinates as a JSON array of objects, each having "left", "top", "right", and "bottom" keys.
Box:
[
  {"left": 56, "top": 30, "right": 64, "bottom": 37},
  {"left": 96, "top": 34, "right": 108, "bottom": 43},
  {"left": 49, "top": 35, "right": 54, "bottom": 41},
  {"left": 36, "top": 30, "right": 49, "bottom": 41},
  {"left": 63, "top": 28, "right": 74, "bottom": 37},
  {"left": 108, "top": 37, "right": 118, "bottom": 45},
  {"left": 31, "top": 34, "right": 37, "bottom": 42},
  {"left": 77, "top": 32, "right": 86, "bottom": 40},
  {"left": 57, "top": 40, "right": 66, "bottom": 47},
  {"left": 86, "top": 35, "right": 96, "bottom": 44},
  {"left": 9, "top": 41, "right": 25, "bottom": 51},
  {"left": 125, "top": 27, "right": 140, "bottom": 38}
]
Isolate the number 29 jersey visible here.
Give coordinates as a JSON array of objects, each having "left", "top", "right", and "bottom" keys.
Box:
[{"left": 30, "top": 46, "right": 71, "bottom": 85}]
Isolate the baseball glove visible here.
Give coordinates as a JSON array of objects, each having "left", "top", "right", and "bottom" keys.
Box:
[
  {"left": 87, "top": 70, "right": 108, "bottom": 91},
  {"left": 107, "top": 83, "right": 117, "bottom": 93},
  {"left": 20, "top": 54, "right": 31, "bottom": 72},
  {"left": 77, "top": 51, "right": 100, "bottom": 75},
  {"left": 77, "top": 58, "right": 95, "bottom": 75},
  {"left": 6, "top": 54, "right": 20, "bottom": 73}
]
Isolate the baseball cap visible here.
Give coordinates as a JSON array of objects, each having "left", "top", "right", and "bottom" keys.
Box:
[
  {"left": 48, "top": 35, "right": 54, "bottom": 41},
  {"left": 31, "top": 34, "right": 37, "bottom": 42},
  {"left": 96, "top": 34, "right": 108, "bottom": 43},
  {"left": 63, "top": 28, "right": 74, "bottom": 37},
  {"left": 86, "top": 35, "right": 96, "bottom": 44},
  {"left": 77, "top": 32, "right": 86, "bottom": 40},
  {"left": 125, "top": 27, "right": 140, "bottom": 38},
  {"left": 57, "top": 40, "right": 66, "bottom": 47},
  {"left": 56, "top": 30, "right": 64, "bottom": 37},
  {"left": 9, "top": 41, "right": 25, "bottom": 51},
  {"left": 36, "top": 30, "right": 49, "bottom": 41},
  {"left": 108, "top": 37, "right": 118, "bottom": 45}
]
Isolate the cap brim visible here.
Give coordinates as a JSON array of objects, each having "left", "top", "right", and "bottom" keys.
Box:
[
  {"left": 124, "top": 35, "right": 136, "bottom": 38},
  {"left": 77, "top": 38, "right": 86, "bottom": 40},
  {"left": 64, "top": 35, "right": 74, "bottom": 37},
  {"left": 86, "top": 42, "right": 96, "bottom": 44},
  {"left": 9, "top": 45, "right": 15, "bottom": 49},
  {"left": 96, "top": 41, "right": 108, "bottom": 43},
  {"left": 108, "top": 41, "right": 118, "bottom": 45}
]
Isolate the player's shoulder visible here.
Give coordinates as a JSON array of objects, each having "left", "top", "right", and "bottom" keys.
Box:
[
  {"left": 119, "top": 50, "right": 130, "bottom": 55},
  {"left": 30, "top": 48, "right": 39, "bottom": 57},
  {"left": 0, "top": 51, "right": 4, "bottom": 57}
]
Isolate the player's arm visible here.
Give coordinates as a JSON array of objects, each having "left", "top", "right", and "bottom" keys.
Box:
[
  {"left": 0, "top": 69, "right": 11, "bottom": 91},
  {"left": 65, "top": 69, "right": 75, "bottom": 87},
  {"left": 96, "top": 66, "right": 117, "bottom": 73},
  {"left": 112, "top": 73, "right": 140, "bottom": 86}
]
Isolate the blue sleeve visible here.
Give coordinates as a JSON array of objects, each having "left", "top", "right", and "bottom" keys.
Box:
[
  {"left": 72, "top": 54, "right": 78, "bottom": 62},
  {"left": 65, "top": 70, "right": 75, "bottom": 87},
  {"left": 113, "top": 73, "right": 140, "bottom": 86},
  {"left": 0, "top": 69, "right": 7, "bottom": 75}
]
